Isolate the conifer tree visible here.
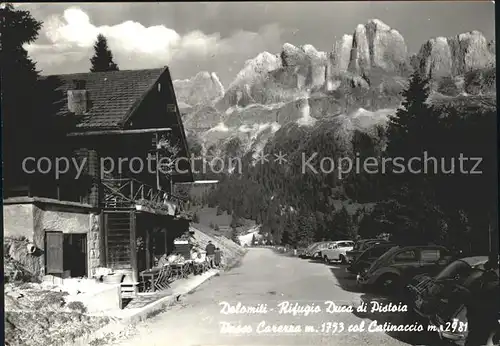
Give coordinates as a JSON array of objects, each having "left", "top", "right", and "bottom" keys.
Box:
[
  {"left": 1, "top": 4, "right": 65, "bottom": 183},
  {"left": 90, "top": 34, "right": 119, "bottom": 72},
  {"left": 332, "top": 207, "right": 355, "bottom": 239},
  {"left": 385, "top": 71, "right": 436, "bottom": 160}
]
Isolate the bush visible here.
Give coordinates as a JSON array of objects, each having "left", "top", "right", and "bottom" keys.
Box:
[
  {"left": 66, "top": 301, "right": 87, "bottom": 313},
  {"left": 437, "top": 76, "right": 460, "bottom": 96}
]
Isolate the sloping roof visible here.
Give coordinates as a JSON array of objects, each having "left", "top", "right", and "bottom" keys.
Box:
[{"left": 44, "top": 68, "right": 165, "bottom": 129}]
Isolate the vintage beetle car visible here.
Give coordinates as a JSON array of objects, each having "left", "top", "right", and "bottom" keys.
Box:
[
  {"left": 356, "top": 245, "right": 453, "bottom": 294},
  {"left": 299, "top": 242, "right": 322, "bottom": 258},
  {"left": 346, "top": 239, "right": 391, "bottom": 263},
  {"left": 407, "top": 256, "right": 489, "bottom": 315},
  {"left": 304, "top": 241, "right": 333, "bottom": 259},
  {"left": 406, "top": 256, "right": 499, "bottom": 345},
  {"left": 346, "top": 242, "right": 396, "bottom": 276}
]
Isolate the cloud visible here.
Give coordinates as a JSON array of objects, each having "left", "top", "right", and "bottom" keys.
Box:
[{"left": 26, "top": 7, "right": 285, "bottom": 83}]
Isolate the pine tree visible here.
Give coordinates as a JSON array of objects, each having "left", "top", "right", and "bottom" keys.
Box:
[
  {"left": 332, "top": 207, "right": 355, "bottom": 239},
  {"left": 230, "top": 211, "right": 241, "bottom": 228},
  {"left": 386, "top": 71, "right": 436, "bottom": 160},
  {"left": 90, "top": 34, "right": 119, "bottom": 72},
  {"left": 1, "top": 4, "right": 66, "bottom": 185},
  {"left": 251, "top": 234, "right": 257, "bottom": 246}
]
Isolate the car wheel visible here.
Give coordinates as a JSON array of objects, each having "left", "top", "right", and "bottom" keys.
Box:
[{"left": 339, "top": 255, "right": 347, "bottom": 265}]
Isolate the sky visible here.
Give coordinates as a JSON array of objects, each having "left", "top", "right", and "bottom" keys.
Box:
[{"left": 17, "top": 2, "right": 495, "bottom": 86}]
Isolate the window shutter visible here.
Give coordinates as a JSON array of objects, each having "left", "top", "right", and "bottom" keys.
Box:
[{"left": 46, "top": 232, "right": 64, "bottom": 274}]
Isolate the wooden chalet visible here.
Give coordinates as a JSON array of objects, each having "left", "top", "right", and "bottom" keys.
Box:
[{"left": 3, "top": 67, "right": 194, "bottom": 286}]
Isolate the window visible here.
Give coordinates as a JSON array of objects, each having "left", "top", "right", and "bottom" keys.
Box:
[
  {"left": 394, "top": 250, "right": 417, "bottom": 262},
  {"left": 420, "top": 249, "right": 441, "bottom": 263}
]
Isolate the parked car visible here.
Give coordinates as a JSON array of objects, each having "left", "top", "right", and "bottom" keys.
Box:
[
  {"left": 406, "top": 256, "right": 498, "bottom": 345},
  {"left": 346, "top": 242, "right": 396, "bottom": 276},
  {"left": 346, "top": 238, "right": 391, "bottom": 263},
  {"left": 299, "top": 242, "right": 322, "bottom": 258},
  {"left": 321, "top": 240, "right": 355, "bottom": 264},
  {"left": 407, "top": 256, "right": 490, "bottom": 314},
  {"left": 356, "top": 245, "right": 453, "bottom": 294},
  {"left": 308, "top": 241, "right": 336, "bottom": 259}
]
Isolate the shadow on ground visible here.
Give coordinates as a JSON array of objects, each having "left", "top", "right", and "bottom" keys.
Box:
[
  {"left": 307, "top": 258, "right": 326, "bottom": 264},
  {"left": 351, "top": 293, "right": 446, "bottom": 345},
  {"left": 328, "top": 263, "right": 365, "bottom": 293}
]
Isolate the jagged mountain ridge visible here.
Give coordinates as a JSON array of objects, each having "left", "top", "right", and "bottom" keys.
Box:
[
  {"left": 172, "top": 19, "right": 495, "bottom": 163},
  {"left": 173, "top": 71, "right": 225, "bottom": 109}
]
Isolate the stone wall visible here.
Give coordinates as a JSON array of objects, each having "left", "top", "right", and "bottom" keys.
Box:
[
  {"left": 4, "top": 204, "right": 35, "bottom": 241},
  {"left": 87, "top": 213, "right": 101, "bottom": 277},
  {"left": 3, "top": 201, "right": 101, "bottom": 278},
  {"left": 4, "top": 204, "right": 44, "bottom": 278},
  {"left": 34, "top": 205, "right": 90, "bottom": 234}
]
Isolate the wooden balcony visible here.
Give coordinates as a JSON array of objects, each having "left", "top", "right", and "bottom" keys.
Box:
[{"left": 102, "top": 178, "right": 187, "bottom": 216}]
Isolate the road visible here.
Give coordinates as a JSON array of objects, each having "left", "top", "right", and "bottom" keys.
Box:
[{"left": 111, "top": 248, "right": 440, "bottom": 346}]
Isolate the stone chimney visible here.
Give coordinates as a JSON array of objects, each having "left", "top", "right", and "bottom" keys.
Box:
[{"left": 67, "top": 79, "right": 88, "bottom": 115}]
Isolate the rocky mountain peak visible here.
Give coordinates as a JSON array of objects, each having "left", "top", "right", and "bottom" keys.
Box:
[
  {"left": 173, "top": 71, "right": 225, "bottom": 107},
  {"left": 351, "top": 19, "right": 407, "bottom": 73},
  {"left": 417, "top": 30, "right": 495, "bottom": 79},
  {"left": 279, "top": 43, "right": 327, "bottom": 89},
  {"left": 366, "top": 18, "right": 391, "bottom": 31},
  {"left": 327, "top": 19, "right": 407, "bottom": 76},
  {"left": 231, "top": 51, "right": 281, "bottom": 86}
]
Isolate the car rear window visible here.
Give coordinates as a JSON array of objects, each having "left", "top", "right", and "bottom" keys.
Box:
[
  {"left": 420, "top": 249, "right": 441, "bottom": 262},
  {"left": 394, "top": 250, "right": 417, "bottom": 262}
]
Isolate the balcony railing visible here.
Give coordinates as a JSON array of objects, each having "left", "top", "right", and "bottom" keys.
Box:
[{"left": 102, "top": 178, "right": 188, "bottom": 214}]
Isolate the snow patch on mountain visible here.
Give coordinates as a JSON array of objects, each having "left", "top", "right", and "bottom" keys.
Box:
[
  {"left": 296, "top": 98, "right": 317, "bottom": 127},
  {"left": 208, "top": 122, "right": 230, "bottom": 132}
]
